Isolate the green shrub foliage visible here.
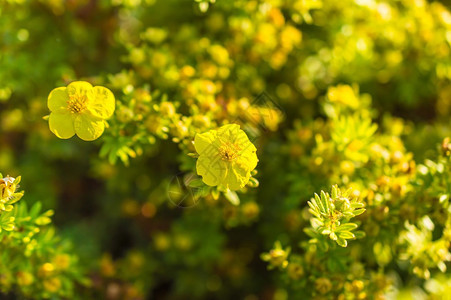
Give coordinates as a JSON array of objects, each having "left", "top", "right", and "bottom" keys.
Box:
[{"left": 0, "top": 0, "right": 451, "bottom": 299}]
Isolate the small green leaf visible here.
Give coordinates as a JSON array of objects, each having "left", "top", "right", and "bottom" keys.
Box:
[
  {"left": 336, "top": 223, "right": 358, "bottom": 232},
  {"left": 2, "top": 223, "right": 14, "bottom": 231},
  {"left": 43, "top": 210, "right": 54, "bottom": 217},
  {"left": 188, "top": 178, "right": 204, "bottom": 188},
  {"left": 331, "top": 185, "right": 338, "bottom": 199},
  {"left": 329, "top": 232, "right": 338, "bottom": 240},
  {"left": 35, "top": 216, "right": 51, "bottom": 226},
  {"left": 353, "top": 208, "right": 366, "bottom": 216},
  {"left": 353, "top": 230, "right": 366, "bottom": 239},
  {"left": 314, "top": 193, "right": 325, "bottom": 213},
  {"left": 304, "top": 228, "right": 317, "bottom": 238},
  {"left": 350, "top": 202, "right": 364, "bottom": 208},
  {"left": 320, "top": 191, "right": 330, "bottom": 214},
  {"left": 307, "top": 200, "right": 319, "bottom": 213},
  {"left": 321, "top": 229, "right": 331, "bottom": 235},
  {"left": 99, "top": 143, "right": 111, "bottom": 158},
  {"left": 338, "top": 231, "right": 355, "bottom": 239},
  {"left": 29, "top": 202, "right": 42, "bottom": 218},
  {"left": 336, "top": 238, "right": 348, "bottom": 247},
  {"left": 309, "top": 208, "right": 321, "bottom": 219}
]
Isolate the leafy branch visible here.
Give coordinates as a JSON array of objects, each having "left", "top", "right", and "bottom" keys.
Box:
[{"left": 305, "top": 185, "right": 365, "bottom": 247}]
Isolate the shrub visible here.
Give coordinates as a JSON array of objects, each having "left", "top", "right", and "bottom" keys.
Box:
[{"left": 0, "top": 0, "right": 451, "bottom": 299}]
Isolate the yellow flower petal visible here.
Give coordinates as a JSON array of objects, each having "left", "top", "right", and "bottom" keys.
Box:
[
  {"left": 238, "top": 144, "right": 258, "bottom": 171},
  {"left": 48, "top": 87, "right": 68, "bottom": 112},
  {"left": 217, "top": 124, "right": 241, "bottom": 141},
  {"left": 49, "top": 110, "right": 75, "bottom": 139},
  {"left": 223, "top": 163, "right": 248, "bottom": 190},
  {"left": 89, "top": 86, "right": 115, "bottom": 119},
  {"left": 196, "top": 156, "right": 227, "bottom": 186},
  {"left": 74, "top": 113, "right": 105, "bottom": 141},
  {"left": 194, "top": 131, "right": 219, "bottom": 156},
  {"left": 67, "top": 81, "right": 93, "bottom": 101}
]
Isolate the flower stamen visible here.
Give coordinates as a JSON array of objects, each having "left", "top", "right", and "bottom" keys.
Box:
[
  {"left": 219, "top": 142, "right": 241, "bottom": 161},
  {"left": 67, "top": 94, "right": 88, "bottom": 113}
]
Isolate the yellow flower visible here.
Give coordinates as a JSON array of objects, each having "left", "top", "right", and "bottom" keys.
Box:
[
  {"left": 0, "top": 176, "right": 17, "bottom": 200},
  {"left": 194, "top": 124, "right": 258, "bottom": 191},
  {"left": 327, "top": 84, "right": 359, "bottom": 109},
  {"left": 47, "top": 81, "right": 115, "bottom": 141},
  {"left": 43, "top": 277, "right": 61, "bottom": 293}
]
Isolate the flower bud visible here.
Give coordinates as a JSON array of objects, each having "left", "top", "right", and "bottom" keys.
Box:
[
  {"left": 442, "top": 137, "right": 451, "bottom": 156},
  {"left": 17, "top": 272, "right": 34, "bottom": 286},
  {"left": 315, "top": 277, "right": 332, "bottom": 294}
]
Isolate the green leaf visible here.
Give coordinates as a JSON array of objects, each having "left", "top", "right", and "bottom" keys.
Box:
[
  {"left": 309, "top": 208, "right": 321, "bottom": 219},
  {"left": 29, "top": 202, "right": 42, "bottom": 218},
  {"left": 320, "top": 191, "right": 330, "bottom": 214},
  {"left": 336, "top": 223, "right": 358, "bottom": 232},
  {"left": 314, "top": 193, "right": 325, "bottom": 213},
  {"left": 329, "top": 232, "right": 338, "bottom": 240},
  {"left": 2, "top": 223, "right": 14, "bottom": 231},
  {"left": 307, "top": 200, "right": 319, "bottom": 213},
  {"left": 99, "top": 143, "right": 111, "bottom": 158},
  {"left": 353, "top": 208, "right": 366, "bottom": 216},
  {"left": 336, "top": 238, "right": 348, "bottom": 247},
  {"left": 43, "top": 209, "right": 54, "bottom": 217},
  {"left": 338, "top": 231, "right": 355, "bottom": 239},
  {"left": 353, "top": 230, "right": 366, "bottom": 239},
  {"left": 331, "top": 185, "right": 338, "bottom": 199},
  {"left": 188, "top": 178, "right": 204, "bottom": 188},
  {"left": 304, "top": 228, "right": 317, "bottom": 238},
  {"left": 35, "top": 216, "right": 52, "bottom": 226},
  {"left": 321, "top": 228, "right": 331, "bottom": 235},
  {"left": 193, "top": 187, "right": 208, "bottom": 199},
  {"left": 350, "top": 202, "right": 364, "bottom": 208}
]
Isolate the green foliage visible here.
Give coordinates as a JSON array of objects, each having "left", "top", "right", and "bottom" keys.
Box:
[
  {"left": 0, "top": 180, "right": 86, "bottom": 299},
  {"left": 306, "top": 185, "right": 365, "bottom": 248}
]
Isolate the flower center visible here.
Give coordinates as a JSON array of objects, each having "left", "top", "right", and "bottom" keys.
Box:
[
  {"left": 219, "top": 142, "right": 241, "bottom": 161},
  {"left": 67, "top": 94, "right": 88, "bottom": 113}
]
